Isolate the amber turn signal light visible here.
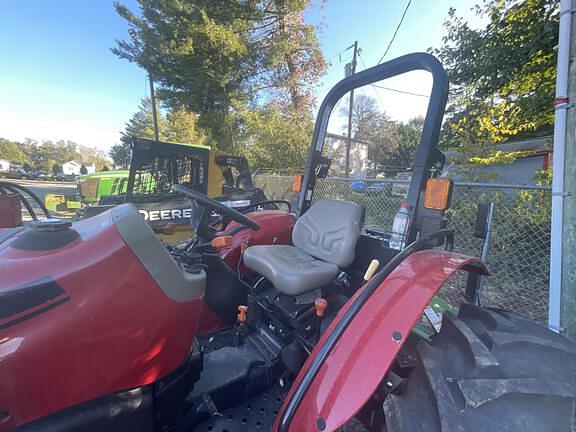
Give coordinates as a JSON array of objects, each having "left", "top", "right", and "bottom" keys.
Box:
[
  {"left": 211, "top": 236, "right": 233, "bottom": 249},
  {"left": 292, "top": 174, "right": 304, "bottom": 193},
  {"left": 423, "top": 178, "right": 453, "bottom": 210}
]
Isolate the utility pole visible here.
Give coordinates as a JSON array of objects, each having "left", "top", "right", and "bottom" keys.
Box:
[
  {"left": 345, "top": 41, "right": 358, "bottom": 176},
  {"left": 556, "top": 0, "right": 576, "bottom": 340},
  {"left": 148, "top": 73, "right": 160, "bottom": 142},
  {"left": 128, "top": 28, "right": 160, "bottom": 142}
]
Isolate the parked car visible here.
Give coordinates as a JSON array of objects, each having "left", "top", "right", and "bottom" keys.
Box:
[
  {"left": 0, "top": 164, "right": 31, "bottom": 180},
  {"left": 53, "top": 172, "right": 76, "bottom": 182}
]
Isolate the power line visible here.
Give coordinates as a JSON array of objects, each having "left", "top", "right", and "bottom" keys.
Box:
[
  {"left": 372, "top": 84, "right": 429, "bottom": 98},
  {"left": 377, "top": 0, "right": 413, "bottom": 64},
  {"left": 358, "top": 54, "right": 386, "bottom": 107},
  {"left": 358, "top": 52, "right": 429, "bottom": 101}
]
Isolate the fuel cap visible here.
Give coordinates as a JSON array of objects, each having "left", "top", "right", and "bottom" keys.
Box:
[{"left": 29, "top": 218, "right": 72, "bottom": 232}]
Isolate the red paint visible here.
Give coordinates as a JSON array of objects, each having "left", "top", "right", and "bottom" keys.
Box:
[
  {"left": 0, "top": 194, "right": 22, "bottom": 228},
  {"left": 274, "top": 250, "right": 488, "bottom": 432},
  {"left": 220, "top": 210, "right": 295, "bottom": 274},
  {"left": 0, "top": 211, "right": 203, "bottom": 430}
]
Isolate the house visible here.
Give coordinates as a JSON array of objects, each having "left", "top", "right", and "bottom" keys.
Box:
[
  {"left": 443, "top": 136, "right": 552, "bottom": 186},
  {"left": 325, "top": 132, "right": 369, "bottom": 178},
  {"left": 0, "top": 159, "right": 10, "bottom": 172},
  {"left": 62, "top": 161, "right": 96, "bottom": 176}
]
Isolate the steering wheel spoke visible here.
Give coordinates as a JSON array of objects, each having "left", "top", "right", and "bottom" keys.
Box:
[{"left": 172, "top": 185, "right": 261, "bottom": 239}]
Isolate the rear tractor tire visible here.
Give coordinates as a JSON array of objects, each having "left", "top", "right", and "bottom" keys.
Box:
[{"left": 384, "top": 303, "right": 576, "bottom": 432}]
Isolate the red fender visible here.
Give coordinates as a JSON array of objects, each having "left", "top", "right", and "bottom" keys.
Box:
[{"left": 274, "top": 250, "right": 488, "bottom": 432}]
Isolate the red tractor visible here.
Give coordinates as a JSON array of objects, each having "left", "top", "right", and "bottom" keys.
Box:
[{"left": 1, "top": 53, "right": 574, "bottom": 432}]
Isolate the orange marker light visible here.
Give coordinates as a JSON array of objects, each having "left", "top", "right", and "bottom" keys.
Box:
[
  {"left": 292, "top": 174, "right": 304, "bottom": 193},
  {"left": 423, "top": 178, "right": 453, "bottom": 210},
  {"left": 237, "top": 305, "right": 248, "bottom": 322},
  {"left": 211, "top": 235, "right": 233, "bottom": 249}
]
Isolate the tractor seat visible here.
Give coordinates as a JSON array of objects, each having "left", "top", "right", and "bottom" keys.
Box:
[{"left": 243, "top": 199, "right": 363, "bottom": 296}]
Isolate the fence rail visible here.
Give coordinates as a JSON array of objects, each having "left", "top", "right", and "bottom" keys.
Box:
[{"left": 254, "top": 175, "right": 551, "bottom": 324}]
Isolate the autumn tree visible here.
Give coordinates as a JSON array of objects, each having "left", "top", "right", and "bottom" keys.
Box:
[
  {"left": 112, "top": 0, "right": 325, "bottom": 154},
  {"left": 433, "top": 0, "right": 559, "bottom": 149}
]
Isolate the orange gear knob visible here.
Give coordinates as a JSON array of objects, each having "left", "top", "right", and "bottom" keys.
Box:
[
  {"left": 237, "top": 305, "right": 248, "bottom": 322},
  {"left": 314, "top": 298, "right": 328, "bottom": 317}
]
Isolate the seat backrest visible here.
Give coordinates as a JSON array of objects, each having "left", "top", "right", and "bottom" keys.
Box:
[{"left": 292, "top": 199, "right": 363, "bottom": 268}]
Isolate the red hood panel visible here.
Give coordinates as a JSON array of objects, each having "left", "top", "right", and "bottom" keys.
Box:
[{"left": 0, "top": 210, "right": 202, "bottom": 430}]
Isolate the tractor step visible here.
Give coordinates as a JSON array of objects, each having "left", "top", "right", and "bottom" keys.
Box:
[{"left": 193, "top": 383, "right": 287, "bottom": 432}]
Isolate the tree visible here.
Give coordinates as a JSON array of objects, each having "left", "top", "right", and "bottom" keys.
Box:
[
  {"left": 112, "top": 0, "right": 325, "bottom": 148},
  {"left": 52, "top": 163, "right": 62, "bottom": 175},
  {"left": 77, "top": 145, "right": 110, "bottom": 171},
  {"left": 433, "top": 0, "right": 559, "bottom": 149},
  {"left": 102, "top": 165, "right": 110, "bottom": 171},
  {"left": 80, "top": 164, "right": 88, "bottom": 175},
  {"left": 121, "top": 98, "right": 166, "bottom": 142},
  {"left": 109, "top": 142, "right": 132, "bottom": 169},
  {"left": 0, "top": 138, "right": 26, "bottom": 164},
  {"left": 239, "top": 102, "right": 314, "bottom": 172},
  {"left": 164, "top": 107, "right": 206, "bottom": 144},
  {"left": 337, "top": 95, "right": 422, "bottom": 176}
]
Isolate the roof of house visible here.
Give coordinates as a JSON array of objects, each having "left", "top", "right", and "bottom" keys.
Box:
[{"left": 443, "top": 135, "right": 553, "bottom": 162}]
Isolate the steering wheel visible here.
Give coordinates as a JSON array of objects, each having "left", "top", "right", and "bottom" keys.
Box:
[{"left": 172, "top": 184, "right": 261, "bottom": 233}]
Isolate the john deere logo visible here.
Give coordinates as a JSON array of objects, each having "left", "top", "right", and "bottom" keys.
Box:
[{"left": 138, "top": 208, "right": 192, "bottom": 221}]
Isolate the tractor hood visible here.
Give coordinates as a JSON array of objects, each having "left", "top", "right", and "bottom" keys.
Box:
[{"left": 0, "top": 205, "right": 205, "bottom": 430}]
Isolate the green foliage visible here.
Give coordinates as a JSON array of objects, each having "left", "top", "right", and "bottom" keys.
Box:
[
  {"left": 112, "top": 0, "right": 326, "bottom": 149},
  {"left": 52, "top": 163, "right": 62, "bottom": 175},
  {"left": 80, "top": 164, "right": 88, "bottom": 175},
  {"left": 0, "top": 138, "right": 26, "bottom": 164},
  {"left": 0, "top": 138, "right": 110, "bottom": 173},
  {"left": 109, "top": 143, "right": 132, "bottom": 169},
  {"left": 121, "top": 97, "right": 166, "bottom": 142},
  {"left": 434, "top": 0, "right": 558, "bottom": 149},
  {"left": 468, "top": 150, "right": 534, "bottom": 165},
  {"left": 238, "top": 102, "right": 313, "bottom": 172},
  {"left": 112, "top": 98, "right": 208, "bottom": 168},
  {"left": 164, "top": 106, "right": 206, "bottom": 145}
]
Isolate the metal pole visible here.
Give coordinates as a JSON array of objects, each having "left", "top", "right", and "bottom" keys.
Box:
[
  {"left": 558, "top": 0, "right": 576, "bottom": 339},
  {"left": 477, "top": 202, "right": 495, "bottom": 300},
  {"left": 345, "top": 41, "right": 358, "bottom": 177},
  {"left": 149, "top": 73, "right": 160, "bottom": 142},
  {"left": 549, "top": 0, "right": 574, "bottom": 335}
]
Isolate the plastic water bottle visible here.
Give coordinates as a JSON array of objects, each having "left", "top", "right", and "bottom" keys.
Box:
[{"left": 389, "top": 203, "right": 410, "bottom": 250}]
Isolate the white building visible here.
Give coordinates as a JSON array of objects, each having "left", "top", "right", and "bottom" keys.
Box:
[
  {"left": 62, "top": 161, "right": 96, "bottom": 175},
  {"left": 0, "top": 159, "right": 10, "bottom": 171}
]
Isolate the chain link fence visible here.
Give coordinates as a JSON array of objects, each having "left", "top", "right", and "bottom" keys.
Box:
[{"left": 254, "top": 175, "right": 551, "bottom": 324}]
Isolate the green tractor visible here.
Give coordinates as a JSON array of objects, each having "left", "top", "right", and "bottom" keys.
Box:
[{"left": 47, "top": 137, "right": 277, "bottom": 242}]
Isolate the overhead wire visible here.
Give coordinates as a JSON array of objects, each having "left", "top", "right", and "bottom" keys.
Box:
[
  {"left": 358, "top": 52, "right": 429, "bottom": 99},
  {"left": 377, "top": 0, "right": 413, "bottom": 64}
]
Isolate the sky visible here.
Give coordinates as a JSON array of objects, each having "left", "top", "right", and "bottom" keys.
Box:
[{"left": 0, "top": 0, "right": 483, "bottom": 152}]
